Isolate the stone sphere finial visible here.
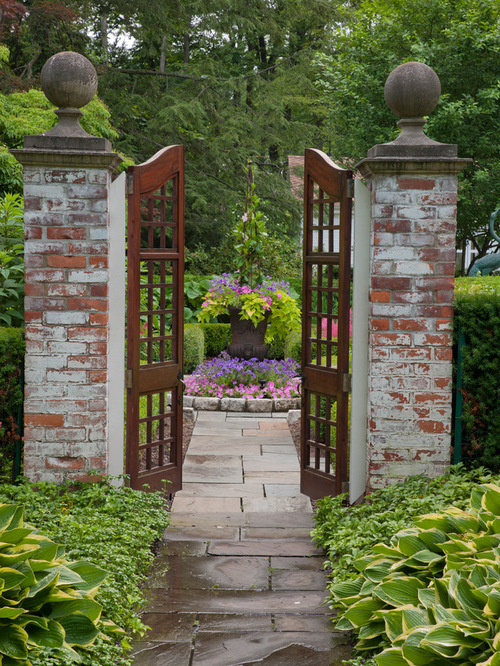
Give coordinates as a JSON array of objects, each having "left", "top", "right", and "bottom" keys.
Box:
[
  {"left": 384, "top": 61, "right": 441, "bottom": 119},
  {"left": 41, "top": 51, "right": 98, "bottom": 110}
]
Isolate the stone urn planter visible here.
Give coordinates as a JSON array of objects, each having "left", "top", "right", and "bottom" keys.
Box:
[{"left": 227, "top": 306, "right": 269, "bottom": 360}]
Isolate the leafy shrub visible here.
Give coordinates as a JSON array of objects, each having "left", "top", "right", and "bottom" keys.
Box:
[
  {"left": 284, "top": 328, "right": 302, "bottom": 364},
  {"left": 184, "top": 323, "right": 204, "bottom": 373},
  {"left": 454, "top": 277, "right": 500, "bottom": 470},
  {"left": 184, "top": 273, "right": 214, "bottom": 322},
  {"left": 0, "top": 327, "right": 24, "bottom": 482},
  {"left": 0, "top": 502, "right": 113, "bottom": 664},
  {"left": 267, "top": 335, "right": 286, "bottom": 360},
  {"left": 0, "top": 192, "right": 24, "bottom": 327},
  {"left": 0, "top": 477, "right": 170, "bottom": 666},
  {"left": 199, "top": 322, "right": 231, "bottom": 358},
  {"left": 331, "top": 482, "right": 500, "bottom": 666}
]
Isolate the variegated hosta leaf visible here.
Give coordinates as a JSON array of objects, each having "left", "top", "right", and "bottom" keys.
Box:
[
  {"left": 332, "top": 484, "right": 500, "bottom": 665},
  {"left": 0, "top": 503, "right": 112, "bottom": 663}
]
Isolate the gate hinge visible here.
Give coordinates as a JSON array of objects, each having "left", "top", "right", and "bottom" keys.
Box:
[
  {"left": 342, "top": 480, "right": 350, "bottom": 494},
  {"left": 342, "top": 372, "right": 352, "bottom": 393},
  {"left": 346, "top": 178, "right": 354, "bottom": 199},
  {"left": 125, "top": 369, "right": 133, "bottom": 390},
  {"left": 126, "top": 173, "right": 134, "bottom": 196}
]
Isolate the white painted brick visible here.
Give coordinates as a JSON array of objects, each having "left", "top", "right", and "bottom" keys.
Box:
[
  {"left": 67, "top": 270, "right": 108, "bottom": 283},
  {"left": 89, "top": 227, "right": 109, "bottom": 240},
  {"left": 375, "top": 191, "right": 414, "bottom": 204},
  {"left": 45, "top": 312, "right": 89, "bottom": 325},
  {"left": 371, "top": 304, "right": 414, "bottom": 317},
  {"left": 437, "top": 205, "right": 458, "bottom": 219},
  {"left": 395, "top": 261, "right": 432, "bottom": 275},
  {"left": 396, "top": 206, "right": 436, "bottom": 220},
  {"left": 64, "top": 384, "right": 107, "bottom": 398},
  {"left": 26, "top": 326, "right": 67, "bottom": 342},
  {"left": 24, "top": 368, "right": 48, "bottom": 383},
  {"left": 46, "top": 370, "right": 88, "bottom": 383},
  {"left": 26, "top": 355, "right": 67, "bottom": 371},
  {"left": 47, "top": 342, "right": 87, "bottom": 354},
  {"left": 373, "top": 246, "right": 415, "bottom": 261},
  {"left": 24, "top": 184, "right": 66, "bottom": 198}
]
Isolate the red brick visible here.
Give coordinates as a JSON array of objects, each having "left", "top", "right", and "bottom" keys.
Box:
[
  {"left": 47, "top": 256, "right": 87, "bottom": 268},
  {"left": 418, "top": 420, "right": 449, "bottom": 434},
  {"left": 88, "top": 399, "right": 106, "bottom": 411},
  {"left": 24, "top": 196, "right": 42, "bottom": 210},
  {"left": 67, "top": 297, "right": 108, "bottom": 312},
  {"left": 89, "top": 342, "right": 107, "bottom": 355},
  {"left": 418, "top": 193, "right": 457, "bottom": 205},
  {"left": 372, "top": 276, "right": 412, "bottom": 290},
  {"left": 370, "top": 318, "right": 390, "bottom": 331},
  {"left": 90, "top": 284, "right": 108, "bottom": 297},
  {"left": 373, "top": 220, "right": 412, "bottom": 233},
  {"left": 435, "top": 348, "right": 453, "bottom": 361},
  {"left": 90, "top": 256, "right": 108, "bottom": 269},
  {"left": 397, "top": 177, "right": 435, "bottom": 190},
  {"left": 391, "top": 348, "right": 432, "bottom": 360},
  {"left": 370, "top": 290, "right": 391, "bottom": 303},
  {"left": 24, "top": 255, "right": 44, "bottom": 268},
  {"left": 371, "top": 333, "right": 412, "bottom": 346},
  {"left": 25, "top": 284, "right": 44, "bottom": 297},
  {"left": 25, "top": 269, "right": 65, "bottom": 282},
  {"left": 25, "top": 227, "right": 43, "bottom": 239},
  {"left": 24, "top": 311, "right": 43, "bottom": 323},
  {"left": 68, "top": 327, "right": 107, "bottom": 341},
  {"left": 393, "top": 319, "right": 431, "bottom": 332},
  {"left": 25, "top": 413, "right": 64, "bottom": 427},
  {"left": 89, "top": 313, "right": 108, "bottom": 325},
  {"left": 416, "top": 305, "right": 454, "bottom": 318},
  {"left": 45, "top": 456, "right": 86, "bottom": 470},
  {"left": 47, "top": 227, "right": 87, "bottom": 240},
  {"left": 48, "top": 284, "right": 87, "bottom": 297},
  {"left": 89, "top": 370, "right": 107, "bottom": 383},
  {"left": 435, "top": 378, "right": 452, "bottom": 390},
  {"left": 415, "top": 392, "right": 450, "bottom": 404},
  {"left": 435, "top": 262, "right": 456, "bottom": 275}
]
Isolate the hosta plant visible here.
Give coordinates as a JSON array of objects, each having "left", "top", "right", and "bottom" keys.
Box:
[
  {"left": 0, "top": 503, "right": 118, "bottom": 664},
  {"left": 331, "top": 483, "right": 500, "bottom": 666}
]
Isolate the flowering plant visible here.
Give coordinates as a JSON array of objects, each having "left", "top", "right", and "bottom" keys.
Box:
[
  {"left": 185, "top": 352, "right": 300, "bottom": 399},
  {"left": 198, "top": 273, "right": 300, "bottom": 341}
]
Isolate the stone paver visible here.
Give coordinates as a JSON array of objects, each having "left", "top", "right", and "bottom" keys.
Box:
[{"left": 131, "top": 410, "right": 351, "bottom": 666}]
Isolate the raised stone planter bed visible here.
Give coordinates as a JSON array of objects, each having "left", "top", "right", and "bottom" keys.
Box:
[{"left": 183, "top": 395, "right": 300, "bottom": 413}]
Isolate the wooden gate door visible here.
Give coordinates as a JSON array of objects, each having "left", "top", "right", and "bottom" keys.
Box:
[
  {"left": 126, "top": 145, "right": 184, "bottom": 492},
  {"left": 301, "top": 148, "right": 353, "bottom": 499}
]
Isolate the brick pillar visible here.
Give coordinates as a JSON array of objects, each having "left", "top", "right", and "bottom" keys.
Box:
[
  {"left": 356, "top": 62, "right": 469, "bottom": 489},
  {"left": 12, "top": 52, "right": 123, "bottom": 483}
]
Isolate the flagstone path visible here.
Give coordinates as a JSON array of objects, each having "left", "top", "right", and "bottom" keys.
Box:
[{"left": 131, "top": 410, "right": 352, "bottom": 665}]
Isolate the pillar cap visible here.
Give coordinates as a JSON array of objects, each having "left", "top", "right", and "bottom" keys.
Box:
[
  {"left": 366, "top": 61, "right": 457, "bottom": 159},
  {"left": 23, "top": 51, "right": 111, "bottom": 152}
]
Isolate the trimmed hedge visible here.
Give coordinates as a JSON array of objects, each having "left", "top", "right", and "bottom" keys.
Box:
[
  {"left": 184, "top": 323, "right": 204, "bottom": 373},
  {"left": 284, "top": 328, "right": 302, "bottom": 364},
  {"left": 454, "top": 276, "right": 500, "bottom": 470},
  {"left": 199, "top": 322, "right": 231, "bottom": 358},
  {"left": 0, "top": 327, "right": 24, "bottom": 482}
]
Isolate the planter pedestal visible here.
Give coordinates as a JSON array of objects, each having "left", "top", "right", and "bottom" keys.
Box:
[{"left": 228, "top": 306, "right": 268, "bottom": 360}]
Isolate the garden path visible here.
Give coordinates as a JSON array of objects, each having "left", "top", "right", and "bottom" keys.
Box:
[{"left": 131, "top": 410, "right": 351, "bottom": 665}]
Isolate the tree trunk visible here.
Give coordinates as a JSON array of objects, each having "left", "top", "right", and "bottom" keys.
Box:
[
  {"left": 101, "top": 14, "right": 109, "bottom": 66},
  {"left": 160, "top": 35, "right": 167, "bottom": 73}
]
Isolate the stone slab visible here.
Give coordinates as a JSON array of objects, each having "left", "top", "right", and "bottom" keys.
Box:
[
  {"left": 273, "top": 614, "right": 334, "bottom": 632},
  {"left": 176, "top": 483, "right": 263, "bottom": 498},
  {"left": 242, "top": 497, "right": 312, "bottom": 513},
  {"left": 220, "top": 397, "right": 247, "bottom": 412},
  {"left": 189, "top": 428, "right": 246, "bottom": 438},
  {"left": 263, "top": 484, "right": 302, "bottom": 497},
  {"left": 147, "top": 555, "right": 270, "bottom": 590},
  {"left": 258, "top": 421, "right": 290, "bottom": 430},
  {"left": 131, "top": 640, "right": 192, "bottom": 665},
  {"left": 183, "top": 455, "right": 243, "bottom": 483},
  {"left": 172, "top": 497, "right": 242, "bottom": 513},
  {"left": 168, "top": 512, "right": 314, "bottom": 529},
  {"left": 226, "top": 412, "right": 266, "bottom": 418},
  {"left": 214, "top": 418, "right": 260, "bottom": 428},
  {"left": 246, "top": 399, "right": 273, "bottom": 413},
  {"left": 197, "top": 613, "right": 274, "bottom": 633},
  {"left": 243, "top": 430, "right": 292, "bottom": 438},
  {"left": 261, "top": 446, "right": 296, "bottom": 456},
  {"left": 207, "top": 540, "right": 320, "bottom": 557},
  {"left": 163, "top": 527, "right": 240, "bottom": 541},
  {"left": 241, "top": 455, "right": 299, "bottom": 473},
  {"left": 191, "top": 631, "right": 343, "bottom": 666},
  {"left": 270, "top": 557, "right": 325, "bottom": 571},
  {"left": 185, "top": 440, "right": 261, "bottom": 456},
  {"left": 271, "top": 569, "right": 327, "bottom": 591},
  {"left": 241, "top": 527, "right": 312, "bottom": 540},
  {"left": 160, "top": 540, "right": 209, "bottom": 556},
  {"left": 143, "top": 589, "right": 331, "bottom": 614},
  {"left": 139, "top": 613, "right": 197, "bottom": 641},
  {"left": 243, "top": 472, "right": 300, "bottom": 485}
]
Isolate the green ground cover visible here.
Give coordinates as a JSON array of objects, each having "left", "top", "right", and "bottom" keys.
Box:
[{"left": 0, "top": 477, "right": 169, "bottom": 666}]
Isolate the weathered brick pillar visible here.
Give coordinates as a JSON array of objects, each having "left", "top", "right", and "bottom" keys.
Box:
[
  {"left": 12, "top": 52, "right": 123, "bottom": 482},
  {"left": 356, "top": 62, "right": 469, "bottom": 489}
]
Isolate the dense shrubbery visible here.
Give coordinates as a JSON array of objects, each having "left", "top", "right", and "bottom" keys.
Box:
[
  {"left": 454, "top": 277, "right": 500, "bottom": 470},
  {"left": 0, "top": 326, "right": 24, "bottom": 482},
  {"left": 0, "top": 477, "right": 170, "bottom": 666}
]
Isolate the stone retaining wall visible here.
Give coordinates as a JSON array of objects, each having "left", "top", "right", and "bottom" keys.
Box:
[{"left": 184, "top": 396, "right": 300, "bottom": 413}]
